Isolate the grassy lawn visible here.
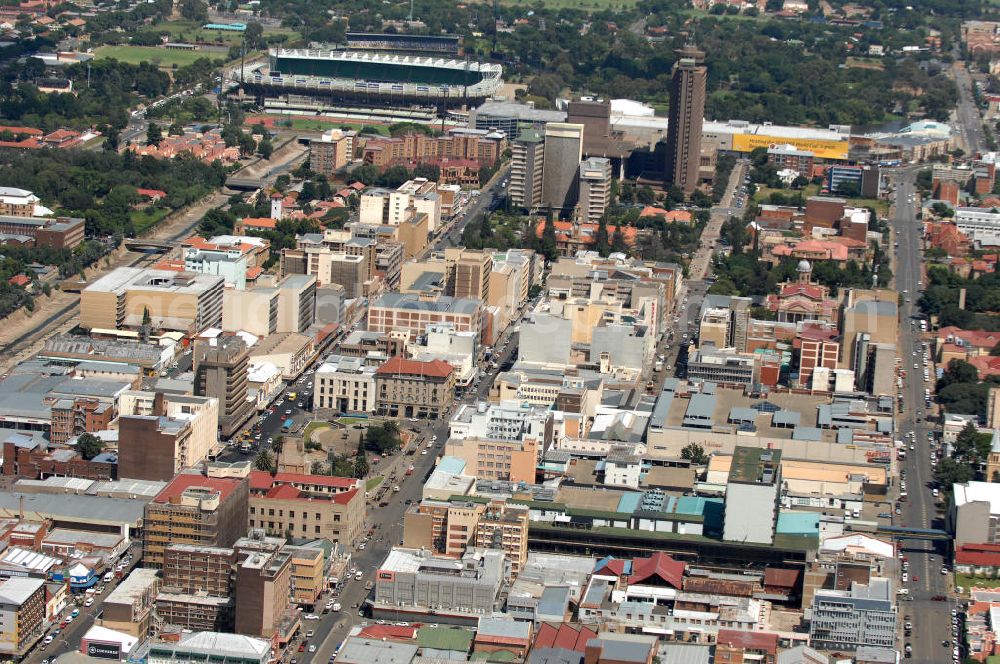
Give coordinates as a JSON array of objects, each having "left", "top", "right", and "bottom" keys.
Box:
[
  {"left": 753, "top": 183, "right": 821, "bottom": 203},
  {"left": 336, "top": 416, "right": 366, "bottom": 426},
  {"left": 137, "top": 19, "right": 299, "bottom": 47},
  {"left": 365, "top": 475, "right": 384, "bottom": 490},
  {"left": 276, "top": 118, "right": 389, "bottom": 134},
  {"left": 955, "top": 573, "right": 1000, "bottom": 590},
  {"left": 130, "top": 207, "right": 169, "bottom": 233},
  {"left": 95, "top": 45, "right": 210, "bottom": 68},
  {"left": 848, "top": 196, "right": 889, "bottom": 216},
  {"left": 302, "top": 421, "right": 330, "bottom": 444}
]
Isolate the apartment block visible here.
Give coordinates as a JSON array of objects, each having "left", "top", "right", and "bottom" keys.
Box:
[
  {"left": 222, "top": 287, "right": 278, "bottom": 337},
  {"left": 143, "top": 473, "right": 250, "bottom": 568},
  {"left": 117, "top": 392, "right": 220, "bottom": 482},
  {"left": 284, "top": 545, "right": 325, "bottom": 606},
  {"left": 375, "top": 357, "right": 455, "bottom": 420},
  {"left": 577, "top": 157, "right": 612, "bottom": 224},
  {"left": 310, "top": 128, "right": 355, "bottom": 177},
  {"left": 403, "top": 499, "right": 484, "bottom": 557},
  {"left": 367, "top": 292, "right": 484, "bottom": 340},
  {"left": 0, "top": 215, "right": 84, "bottom": 249},
  {"left": 162, "top": 544, "right": 236, "bottom": 597},
  {"left": 182, "top": 236, "right": 257, "bottom": 289},
  {"left": 797, "top": 325, "right": 840, "bottom": 390},
  {"left": 81, "top": 268, "right": 224, "bottom": 334},
  {"left": 474, "top": 500, "right": 530, "bottom": 576},
  {"left": 234, "top": 548, "right": 292, "bottom": 639},
  {"left": 193, "top": 337, "right": 253, "bottom": 439},
  {"left": 156, "top": 544, "right": 237, "bottom": 632},
  {"left": 665, "top": 46, "right": 707, "bottom": 195},
  {"left": 359, "top": 178, "right": 442, "bottom": 232},
  {"left": 443, "top": 436, "right": 540, "bottom": 484},
  {"left": 445, "top": 247, "right": 492, "bottom": 301},
  {"left": 360, "top": 129, "right": 504, "bottom": 170},
  {"left": 699, "top": 308, "right": 731, "bottom": 348},
  {"left": 510, "top": 129, "right": 544, "bottom": 211},
  {"left": 98, "top": 568, "right": 160, "bottom": 638},
  {"left": 0, "top": 577, "right": 46, "bottom": 658}
]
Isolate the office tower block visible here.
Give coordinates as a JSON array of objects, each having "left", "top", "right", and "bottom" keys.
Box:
[
  {"left": 510, "top": 129, "right": 544, "bottom": 211},
  {"left": 194, "top": 336, "right": 252, "bottom": 439},
  {"left": 665, "top": 46, "right": 707, "bottom": 195},
  {"left": 577, "top": 157, "right": 612, "bottom": 224},
  {"left": 445, "top": 247, "right": 493, "bottom": 301},
  {"left": 541, "top": 123, "right": 584, "bottom": 216}
]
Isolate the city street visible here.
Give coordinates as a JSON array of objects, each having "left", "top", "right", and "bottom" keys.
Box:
[{"left": 889, "top": 168, "right": 954, "bottom": 663}]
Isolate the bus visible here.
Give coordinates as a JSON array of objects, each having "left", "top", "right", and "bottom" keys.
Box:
[{"left": 281, "top": 418, "right": 294, "bottom": 433}]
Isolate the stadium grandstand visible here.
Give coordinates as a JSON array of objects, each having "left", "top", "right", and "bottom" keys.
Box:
[
  {"left": 242, "top": 49, "right": 503, "bottom": 109},
  {"left": 345, "top": 32, "right": 460, "bottom": 55}
]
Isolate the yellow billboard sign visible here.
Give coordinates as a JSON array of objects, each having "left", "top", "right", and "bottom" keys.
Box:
[{"left": 731, "top": 133, "right": 849, "bottom": 161}]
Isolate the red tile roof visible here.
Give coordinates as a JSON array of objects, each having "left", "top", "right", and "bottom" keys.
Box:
[
  {"left": 248, "top": 470, "right": 358, "bottom": 492},
  {"left": 266, "top": 484, "right": 302, "bottom": 500},
  {"left": 154, "top": 474, "right": 242, "bottom": 504},
  {"left": 763, "top": 567, "right": 801, "bottom": 589},
  {"left": 136, "top": 188, "right": 167, "bottom": 199},
  {"left": 357, "top": 625, "right": 417, "bottom": 640},
  {"left": 376, "top": 356, "right": 453, "bottom": 378},
  {"left": 937, "top": 326, "right": 1000, "bottom": 351},
  {"left": 240, "top": 217, "right": 277, "bottom": 229},
  {"left": 593, "top": 558, "right": 628, "bottom": 577},
  {"left": 532, "top": 623, "right": 597, "bottom": 652},
  {"left": 627, "top": 552, "right": 686, "bottom": 588},
  {"left": 639, "top": 206, "right": 693, "bottom": 223},
  {"left": 716, "top": 629, "right": 779, "bottom": 653},
  {"left": 7, "top": 274, "right": 29, "bottom": 287},
  {"left": 969, "top": 355, "right": 1000, "bottom": 378},
  {"left": 957, "top": 543, "right": 1000, "bottom": 567}
]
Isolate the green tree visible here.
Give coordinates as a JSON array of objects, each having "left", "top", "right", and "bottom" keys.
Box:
[
  {"left": 146, "top": 122, "right": 163, "bottom": 147},
  {"left": 681, "top": 443, "right": 707, "bottom": 465},
  {"left": 244, "top": 21, "right": 265, "bottom": 49},
  {"left": 610, "top": 224, "right": 628, "bottom": 254},
  {"left": 103, "top": 124, "right": 120, "bottom": 152},
  {"left": 179, "top": 0, "right": 208, "bottom": 22},
  {"left": 258, "top": 138, "right": 273, "bottom": 160},
  {"left": 75, "top": 432, "right": 104, "bottom": 460},
  {"left": 354, "top": 438, "right": 370, "bottom": 478},
  {"left": 365, "top": 422, "right": 402, "bottom": 453},
  {"left": 594, "top": 216, "right": 609, "bottom": 256},
  {"left": 253, "top": 448, "right": 275, "bottom": 472}
]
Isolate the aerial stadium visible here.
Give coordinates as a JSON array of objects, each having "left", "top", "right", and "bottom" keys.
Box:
[{"left": 241, "top": 49, "right": 504, "bottom": 110}]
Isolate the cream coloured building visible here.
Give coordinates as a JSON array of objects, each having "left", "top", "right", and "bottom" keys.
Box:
[
  {"left": 313, "top": 355, "right": 377, "bottom": 414},
  {"left": 81, "top": 267, "right": 224, "bottom": 334}
]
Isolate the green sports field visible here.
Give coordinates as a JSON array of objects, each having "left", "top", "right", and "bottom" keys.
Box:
[{"left": 94, "top": 45, "right": 211, "bottom": 68}]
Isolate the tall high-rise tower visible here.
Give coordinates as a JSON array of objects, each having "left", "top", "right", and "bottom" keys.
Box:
[{"left": 665, "top": 45, "right": 707, "bottom": 195}]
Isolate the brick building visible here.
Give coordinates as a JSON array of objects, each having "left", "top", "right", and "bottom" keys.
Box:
[
  {"left": 361, "top": 129, "right": 505, "bottom": 169},
  {"left": 2, "top": 441, "right": 116, "bottom": 481}
]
